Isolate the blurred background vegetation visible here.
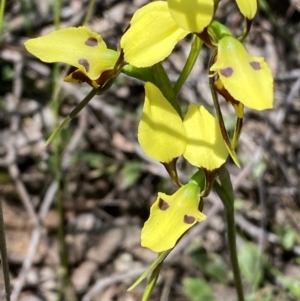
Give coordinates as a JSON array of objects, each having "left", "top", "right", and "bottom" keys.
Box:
[{"left": 0, "top": 0, "right": 300, "bottom": 300}]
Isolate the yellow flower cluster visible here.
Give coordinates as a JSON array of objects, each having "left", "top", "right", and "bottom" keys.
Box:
[{"left": 24, "top": 0, "right": 273, "bottom": 254}]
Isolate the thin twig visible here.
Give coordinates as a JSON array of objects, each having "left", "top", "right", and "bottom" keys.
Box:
[
  {"left": 257, "top": 179, "right": 268, "bottom": 271},
  {"left": 3, "top": 50, "right": 39, "bottom": 226},
  {"left": 9, "top": 179, "right": 59, "bottom": 301},
  {"left": 5, "top": 143, "right": 39, "bottom": 226},
  {"left": 10, "top": 226, "right": 43, "bottom": 301},
  {"left": 81, "top": 268, "right": 146, "bottom": 301},
  {"left": 160, "top": 269, "right": 175, "bottom": 301},
  {"left": 10, "top": 104, "right": 88, "bottom": 301},
  {"left": 235, "top": 213, "right": 300, "bottom": 256},
  {"left": 0, "top": 198, "right": 10, "bottom": 301},
  {"left": 1, "top": 48, "right": 36, "bottom": 301}
]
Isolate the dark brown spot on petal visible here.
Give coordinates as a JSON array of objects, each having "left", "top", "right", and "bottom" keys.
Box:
[
  {"left": 122, "top": 23, "right": 131, "bottom": 35},
  {"left": 85, "top": 37, "right": 98, "bottom": 47},
  {"left": 220, "top": 67, "right": 233, "bottom": 77},
  {"left": 250, "top": 61, "right": 261, "bottom": 70},
  {"left": 78, "top": 58, "right": 90, "bottom": 72},
  {"left": 158, "top": 198, "right": 169, "bottom": 211},
  {"left": 70, "top": 70, "right": 95, "bottom": 87},
  {"left": 184, "top": 215, "right": 195, "bottom": 224}
]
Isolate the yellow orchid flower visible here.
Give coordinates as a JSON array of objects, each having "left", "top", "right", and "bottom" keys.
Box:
[
  {"left": 141, "top": 182, "right": 206, "bottom": 252},
  {"left": 183, "top": 104, "right": 228, "bottom": 170},
  {"left": 138, "top": 82, "right": 186, "bottom": 163},
  {"left": 235, "top": 0, "right": 257, "bottom": 19},
  {"left": 167, "top": 0, "right": 214, "bottom": 33},
  {"left": 120, "top": 1, "right": 189, "bottom": 67},
  {"left": 24, "top": 26, "right": 120, "bottom": 87},
  {"left": 121, "top": 0, "right": 216, "bottom": 67},
  {"left": 210, "top": 36, "right": 273, "bottom": 111}
]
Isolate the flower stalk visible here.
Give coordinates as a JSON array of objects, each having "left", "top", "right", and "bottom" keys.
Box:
[
  {"left": 213, "top": 167, "right": 245, "bottom": 301},
  {"left": 174, "top": 35, "right": 203, "bottom": 95}
]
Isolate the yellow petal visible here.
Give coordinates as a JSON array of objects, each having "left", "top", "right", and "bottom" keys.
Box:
[
  {"left": 141, "top": 183, "right": 206, "bottom": 252},
  {"left": 25, "top": 26, "right": 119, "bottom": 80},
  {"left": 120, "top": 1, "right": 188, "bottom": 67},
  {"left": 210, "top": 36, "right": 273, "bottom": 110},
  {"left": 138, "top": 82, "right": 186, "bottom": 163},
  {"left": 183, "top": 104, "right": 228, "bottom": 170},
  {"left": 235, "top": 0, "right": 257, "bottom": 19},
  {"left": 168, "top": 0, "right": 214, "bottom": 32}
]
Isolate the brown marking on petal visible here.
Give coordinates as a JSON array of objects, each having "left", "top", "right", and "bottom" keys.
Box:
[
  {"left": 122, "top": 23, "right": 131, "bottom": 35},
  {"left": 158, "top": 198, "right": 169, "bottom": 211},
  {"left": 184, "top": 215, "right": 195, "bottom": 224},
  {"left": 250, "top": 61, "right": 261, "bottom": 70},
  {"left": 220, "top": 67, "right": 233, "bottom": 77},
  {"left": 70, "top": 70, "right": 94, "bottom": 86},
  {"left": 214, "top": 78, "right": 239, "bottom": 105},
  {"left": 78, "top": 58, "right": 90, "bottom": 72},
  {"left": 85, "top": 37, "right": 98, "bottom": 47},
  {"left": 95, "top": 69, "right": 115, "bottom": 86}
]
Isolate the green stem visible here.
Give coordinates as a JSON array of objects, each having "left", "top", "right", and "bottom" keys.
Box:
[
  {"left": 128, "top": 250, "right": 170, "bottom": 291},
  {"left": 141, "top": 262, "right": 162, "bottom": 301},
  {"left": 46, "top": 88, "right": 99, "bottom": 145},
  {"left": 52, "top": 2, "right": 75, "bottom": 299},
  {"left": 190, "top": 169, "right": 216, "bottom": 197},
  {"left": 52, "top": 65, "right": 74, "bottom": 301},
  {"left": 52, "top": 67, "right": 61, "bottom": 301},
  {"left": 190, "top": 169, "right": 205, "bottom": 188},
  {"left": 225, "top": 205, "right": 245, "bottom": 301},
  {"left": 208, "top": 50, "right": 240, "bottom": 167},
  {"left": 213, "top": 170, "right": 244, "bottom": 301},
  {"left": 0, "top": 0, "right": 6, "bottom": 37},
  {"left": 238, "top": 18, "right": 252, "bottom": 42},
  {"left": 152, "top": 63, "right": 182, "bottom": 119},
  {"left": 122, "top": 65, "right": 155, "bottom": 84},
  {"left": 0, "top": 199, "right": 10, "bottom": 301},
  {"left": 173, "top": 35, "right": 203, "bottom": 96},
  {"left": 83, "top": 0, "right": 96, "bottom": 25},
  {"left": 53, "top": 0, "right": 61, "bottom": 29}
]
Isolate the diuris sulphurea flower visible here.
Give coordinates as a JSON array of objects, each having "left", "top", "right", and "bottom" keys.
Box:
[
  {"left": 141, "top": 182, "right": 206, "bottom": 252},
  {"left": 120, "top": 0, "right": 216, "bottom": 67},
  {"left": 25, "top": 26, "right": 120, "bottom": 88},
  {"left": 210, "top": 36, "right": 273, "bottom": 111}
]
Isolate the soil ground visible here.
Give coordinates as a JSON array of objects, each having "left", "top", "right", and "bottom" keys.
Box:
[{"left": 1, "top": 1, "right": 300, "bottom": 301}]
